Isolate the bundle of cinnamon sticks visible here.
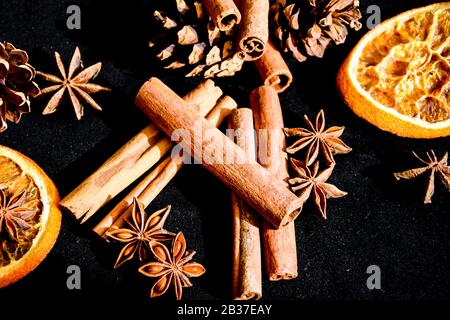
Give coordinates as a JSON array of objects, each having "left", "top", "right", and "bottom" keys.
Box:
[
  {"left": 60, "top": 0, "right": 301, "bottom": 301},
  {"left": 132, "top": 79, "right": 300, "bottom": 299},
  {"left": 229, "top": 86, "right": 298, "bottom": 300},
  {"left": 61, "top": 79, "right": 299, "bottom": 300}
]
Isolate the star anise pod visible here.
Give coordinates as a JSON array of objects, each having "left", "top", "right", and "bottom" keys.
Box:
[
  {"left": 106, "top": 198, "right": 175, "bottom": 268},
  {"left": 394, "top": 151, "right": 450, "bottom": 204},
  {"left": 0, "top": 188, "right": 37, "bottom": 241},
  {"left": 284, "top": 109, "right": 352, "bottom": 166},
  {"left": 289, "top": 158, "right": 347, "bottom": 219},
  {"left": 36, "top": 47, "right": 110, "bottom": 120},
  {"left": 139, "top": 232, "right": 205, "bottom": 300}
]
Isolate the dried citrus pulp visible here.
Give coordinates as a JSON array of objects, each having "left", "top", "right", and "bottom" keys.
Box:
[
  {"left": 0, "top": 145, "right": 61, "bottom": 287},
  {"left": 338, "top": 3, "right": 450, "bottom": 138}
]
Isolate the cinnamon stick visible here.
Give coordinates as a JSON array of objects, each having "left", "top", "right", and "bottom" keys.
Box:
[
  {"left": 254, "top": 41, "right": 293, "bottom": 93},
  {"left": 250, "top": 86, "right": 298, "bottom": 280},
  {"left": 236, "top": 0, "right": 269, "bottom": 61},
  {"left": 201, "top": 0, "right": 241, "bottom": 31},
  {"left": 229, "top": 108, "right": 262, "bottom": 300},
  {"left": 60, "top": 80, "right": 223, "bottom": 223},
  {"left": 93, "top": 96, "right": 238, "bottom": 237},
  {"left": 135, "top": 77, "right": 302, "bottom": 228}
]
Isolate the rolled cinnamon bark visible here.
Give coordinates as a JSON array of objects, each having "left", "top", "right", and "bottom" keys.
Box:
[
  {"left": 236, "top": 0, "right": 269, "bottom": 61},
  {"left": 250, "top": 86, "right": 298, "bottom": 281},
  {"left": 60, "top": 80, "right": 222, "bottom": 223},
  {"left": 135, "top": 77, "right": 302, "bottom": 228},
  {"left": 92, "top": 156, "right": 171, "bottom": 236},
  {"left": 93, "top": 96, "right": 238, "bottom": 237},
  {"left": 254, "top": 41, "right": 293, "bottom": 93},
  {"left": 201, "top": 0, "right": 241, "bottom": 31},
  {"left": 229, "top": 108, "right": 262, "bottom": 300}
]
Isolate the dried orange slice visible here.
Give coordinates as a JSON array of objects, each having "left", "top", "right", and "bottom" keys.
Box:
[
  {"left": 0, "top": 145, "right": 61, "bottom": 288},
  {"left": 337, "top": 3, "right": 450, "bottom": 138}
]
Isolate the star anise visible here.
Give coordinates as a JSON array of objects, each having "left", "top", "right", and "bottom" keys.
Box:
[
  {"left": 394, "top": 151, "right": 450, "bottom": 204},
  {"left": 284, "top": 109, "right": 352, "bottom": 166},
  {"left": 36, "top": 47, "right": 110, "bottom": 120},
  {"left": 0, "top": 188, "right": 37, "bottom": 241},
  {"left": 106, "top": 198, "right": 175, "bottom": 268},
  {"left": 139, "top": 232, "right": 205, "bottom": 300},
  {"left": 289, "top": 158, "right": 347, "bottom": 219}
]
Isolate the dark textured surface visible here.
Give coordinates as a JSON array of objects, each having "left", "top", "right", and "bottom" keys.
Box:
[{"left": 0, "top": 0, "right": 448, "bottom": 304}]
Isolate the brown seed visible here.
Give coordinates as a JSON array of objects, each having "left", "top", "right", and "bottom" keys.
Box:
[
  {"left": 148, "top": 264, "right": 165, "bottom": 274},
  {"left": 153, "top": 244, "right": 168, "bottom": 261},
  {"left": 115, "top": 231, "right": 135, "bottom": 240},
  {"left": 148, "top": 215, "right": 161, "bottom": 229},
  {"left": 153, "top": 276, "right": 168, "bottom": 295},
  {"left": 123, "top": 243, "right": 136, "bottom": 256},
  {"left": 183, "top": 264, "right": 204, "bottom": 275}
]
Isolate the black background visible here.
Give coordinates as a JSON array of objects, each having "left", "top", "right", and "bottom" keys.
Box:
[{"left": 0, "top": 0, "right": 448, "bottom": 305}]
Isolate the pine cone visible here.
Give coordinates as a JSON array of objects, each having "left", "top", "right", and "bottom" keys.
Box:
[
  {"left": 150, "top": 0, "right": 244, "bottom": 78},
  {"left": 271, "top": 0, "right": 362, "bottom": 62},
  {"left": 0, "top": 42, "right": 40, "bottom": 132}
]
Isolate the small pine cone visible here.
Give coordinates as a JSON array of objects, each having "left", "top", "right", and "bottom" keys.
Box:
[
  {"left": 271, "top": 0, "right": 362, "bottom": 62},
  {"left": 0, "top": 42, "right": 40, "bottom": 132},
  {"left": 150, "top": 0, "right": 244, "bottom": 78}
]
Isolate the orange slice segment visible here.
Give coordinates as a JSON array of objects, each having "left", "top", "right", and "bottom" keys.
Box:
[
  {"left": 0, "top": 145, "right": 61, "bottom": 288},
  {"left": 337, "top": 3, "right": 450, "bottom": 138}
]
